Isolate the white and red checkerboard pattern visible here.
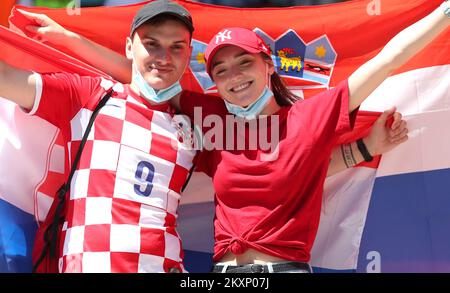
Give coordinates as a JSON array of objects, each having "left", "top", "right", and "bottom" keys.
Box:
[
  {"left": 35, "top": 75, "right": 196, "bottom": 272},
  {"left": 33, "top": 130, "right": 66, "bottom": 222}
]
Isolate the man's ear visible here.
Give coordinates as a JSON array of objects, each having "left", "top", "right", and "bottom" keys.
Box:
[{"left": 125, "top": 37, "right": 133, "bottom": 60}]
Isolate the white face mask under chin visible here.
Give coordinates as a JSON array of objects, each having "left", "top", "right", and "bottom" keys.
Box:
[
  {"left": 224, "top": 63, "right": 274, "bottom": 120},
  {"left": 131, "top": 54, "right": 182, "bottom": 104}
]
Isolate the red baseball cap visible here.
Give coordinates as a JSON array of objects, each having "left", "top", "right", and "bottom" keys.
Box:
[{"left": 204, "top": 27, "right": 272, "bottom": 76}]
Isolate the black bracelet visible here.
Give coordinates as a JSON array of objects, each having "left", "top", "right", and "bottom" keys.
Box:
[{"left": 357, "top": 138, "right": 373, "bottom": 162}]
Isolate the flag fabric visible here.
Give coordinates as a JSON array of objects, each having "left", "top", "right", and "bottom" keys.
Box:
[
  {"left": 0, "top": 0, "right": 15, "bottom": 27},
  {"left": 311, "top": 64, "right": 450, "bottom": 273},
  {"left": 0, "top": 0, "right": 449, "bottom": 272}
]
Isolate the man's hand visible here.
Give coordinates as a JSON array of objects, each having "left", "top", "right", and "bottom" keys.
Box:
[
  {"left": 10, "top": 9, "right": 132, "bottom": 83},
  {"left": 364, "top": 107, "right": 408, "bottom": 156},
  {"left": 11, "top": 9, "right": 75, "bottom": 45}
]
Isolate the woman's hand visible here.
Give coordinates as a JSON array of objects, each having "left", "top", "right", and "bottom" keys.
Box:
[{"left": 364, "top": 107, "right": 408, "bottom": 156}]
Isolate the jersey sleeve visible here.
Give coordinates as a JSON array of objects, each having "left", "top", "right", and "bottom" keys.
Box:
[
  {"left": 291, "top": 79, "right": 357, "bottom": 143},
  {"left": 29, "top": 72, "right": 102, "bottom": 128}
]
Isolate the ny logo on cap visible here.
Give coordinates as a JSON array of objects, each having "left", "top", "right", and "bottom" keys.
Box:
[
  {"left": 215, "top": 29, "right": 232, "bottom": 44},
  {"left": 260, "top": 43, "right": 268, "bottom": 53}
]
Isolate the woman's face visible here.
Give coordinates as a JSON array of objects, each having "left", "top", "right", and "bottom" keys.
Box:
[{"left": 210, "top": 46, "right": 274, "bottom": 107}]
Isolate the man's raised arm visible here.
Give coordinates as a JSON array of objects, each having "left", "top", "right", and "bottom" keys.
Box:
[{"left": 0, "top": 60, "right": 36, "bottom": 110}]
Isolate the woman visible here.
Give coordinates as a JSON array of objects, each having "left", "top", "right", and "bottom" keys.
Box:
[
  {"left": 187, "top": 2, "right": 448, "bottom": 272},
  {"left": 181, "top": 27, "right": 392, "bottom": 273}
]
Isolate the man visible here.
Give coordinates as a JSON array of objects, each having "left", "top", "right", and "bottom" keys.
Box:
[{"left": 1, "top": 0, "right": 197, "bottom": 273}]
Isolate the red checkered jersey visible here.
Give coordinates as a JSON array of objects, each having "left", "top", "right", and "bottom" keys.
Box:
[
  {"left": 30, "top": 72, "right": 196, "bottom": 273},
  {"left": 33, "top": 130, "right": 65, "bottom": 223},
  {"left": 181, "top": 80, "right": 356, "bottom": 263}
]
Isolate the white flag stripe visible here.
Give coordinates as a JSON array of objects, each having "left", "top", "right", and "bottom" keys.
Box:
[
  {"left": 376, "top": 109, "right": 450, "bottom": 178},
  {"left": 310, "top": 167, "right": 377, "bottom": 270},
  {"left": 360, "top": 65, "right": 450, "bottom": 115},
  {"left": 310, "top": 64, "right": 450, "bottom": 270}
]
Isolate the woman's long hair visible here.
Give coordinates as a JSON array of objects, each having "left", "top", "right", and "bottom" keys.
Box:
[{"left": 270, "top": 72, "right": 301, "bottom": 106}]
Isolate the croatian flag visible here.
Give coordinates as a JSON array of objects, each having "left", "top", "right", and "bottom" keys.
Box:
[{"left": 1, "top": 0, "right": 449, "bottom": 272}]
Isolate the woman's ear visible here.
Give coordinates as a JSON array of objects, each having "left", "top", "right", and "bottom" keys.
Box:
[
  {"left": 266, "top": 60, "right": 275, "bottom": 75},
  {"left": 125, "top": 37, "right": 133, "bottom": 60}
]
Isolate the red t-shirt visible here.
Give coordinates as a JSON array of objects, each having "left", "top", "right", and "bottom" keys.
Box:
[{"left": 181, "top": 80, "right": 356, "bottom": 262}]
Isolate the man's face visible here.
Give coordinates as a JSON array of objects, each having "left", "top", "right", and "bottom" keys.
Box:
[{"left": 127, "top": 19, "right": 192, "bottom": 90}]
